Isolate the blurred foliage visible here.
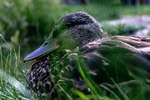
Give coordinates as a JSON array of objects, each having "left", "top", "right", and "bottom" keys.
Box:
[
  {"left": 0, "top": 0, "right": 121, "bottom": 48},
  {"left": 0, "top": 0, "right": 122, "bottom": 51},
  {"left": 0, "top": 47, "right": 37, "bottom": 99},
  {"left": 0, "top": 0, "right": 150, "bottom": 49},
  {"left": 1, "top": 45, "right": 150, "bottom": 100},
  {"left": 0, "top": 0, "right": 61, "bottom": 43},
  {"left": 121, "top": 5, "right": 150, "bottom": 16},
  {"left": 87, "top": 0, "right": 120, "bottom": 4},
  {"left": 101, "top": 23, "right": 144, "bottom": 36}
]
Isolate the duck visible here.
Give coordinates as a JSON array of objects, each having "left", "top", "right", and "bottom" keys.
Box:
[{"left": 24, "top": 12, "right": 150, "bottom": 99}]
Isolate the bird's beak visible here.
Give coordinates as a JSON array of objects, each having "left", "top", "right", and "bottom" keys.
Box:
[{"left": 24, "top": 34, "right": 59, "bottom": 62}]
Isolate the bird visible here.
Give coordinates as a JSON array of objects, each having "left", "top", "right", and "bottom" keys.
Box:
[
  {"left": 24, "top": 12, "right": 150, "bottom": 99},
  {"left": 25, "top": 55, "right": 57, "bottom": 99}
]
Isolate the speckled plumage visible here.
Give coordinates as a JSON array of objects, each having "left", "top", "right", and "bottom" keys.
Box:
[
  {"left": 63, "top": 12, "right": 105, "bottom": 46},
  {"left": 26, "top": 56, "right": 57, "bottom": 99},
  {"left": 81, "top": 36, "right": 150, "bottom": 83}
]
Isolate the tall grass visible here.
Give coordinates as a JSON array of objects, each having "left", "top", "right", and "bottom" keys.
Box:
[
  {"left": 0, "top": 0, "right": 121, "bottom": 48},
  {"left": 0, "top": 33, "right": 32, "bottom": 99},
  {"left": 0, "top": 34, "right": 121, "bottom": 99},
  {"left": 1, "top": 0, "right": 150, "bottom": 48},
  {"left": 0, "top": 0, "right": 62, "bottom": 43},
  {"left": 1, "top": 35, "right": 150, "bottom": 100},
  {"left": 1, "top": 0, "right": 150, "bottom": 47},
  {"left": 0, "top": 48, "right": 29, "bottom": 99}
]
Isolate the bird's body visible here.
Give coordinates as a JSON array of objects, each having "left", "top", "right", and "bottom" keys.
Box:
[
  {"left": 81, "top": 36, "right": 150, "bottom": 83},
  {"left": 24, "top": 12, "right": 150, "bottom": 99},
  {"left": 26, "top": 56, "right": 57, "bottom": 99}
]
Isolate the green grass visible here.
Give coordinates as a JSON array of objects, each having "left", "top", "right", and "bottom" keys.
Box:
[
  {"left": 0, "top": 45, "right": 113, "bottom": 100},
  {"left": 101, "top": 23, "right": 144, "bottom": 36},
  {"left": 1, "top": 0, "right": 150, "bottom": 48},
  {"left": 1, "top": 36, "right": 150, "bottom": 100},
  {"left": 1, "top": 44, "right": 150, "bottom": 100},
  {"left": 0, "top": 34, "right": 120, "bottom": 100},
  {"left": 121, "top": 5, "right": 150, "bottom": 16},
  {"left": 0, "top": 48, "right": 29, "bottom": 99}
]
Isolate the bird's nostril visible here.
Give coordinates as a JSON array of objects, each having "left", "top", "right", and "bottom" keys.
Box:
[{"left": 44, "top": 42, "right": 48, "bottom": 46}]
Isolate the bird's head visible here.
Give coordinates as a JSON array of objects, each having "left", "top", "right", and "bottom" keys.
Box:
[{"left": 24, "top": 12, "right": 105, "bottom": 62}]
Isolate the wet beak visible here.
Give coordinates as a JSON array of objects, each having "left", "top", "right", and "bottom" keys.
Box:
[{"left": 24, "top": 34, "right": 59, "bottom": 62}]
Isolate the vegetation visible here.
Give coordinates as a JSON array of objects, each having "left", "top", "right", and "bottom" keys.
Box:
[
  {"left": 0, "top": 0, "right": 150, "bottom": 47},
  {"left": 1, "top": 40, "right": 150, "bottom": 100},
  {"left": 102, "top": 23, "right": 144, "bottom": 36},
  {"left": 1, "top": 0, "right": 150, "bottom": 99}
]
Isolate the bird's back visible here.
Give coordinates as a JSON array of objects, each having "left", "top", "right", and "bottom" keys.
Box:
[{"left": 81, "top": 36, "right": 150, "bottom": 83}]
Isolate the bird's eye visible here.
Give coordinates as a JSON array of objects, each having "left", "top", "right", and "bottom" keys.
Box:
[{"left": 66, "top": 21, "right": 72, "bottom": 27}]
